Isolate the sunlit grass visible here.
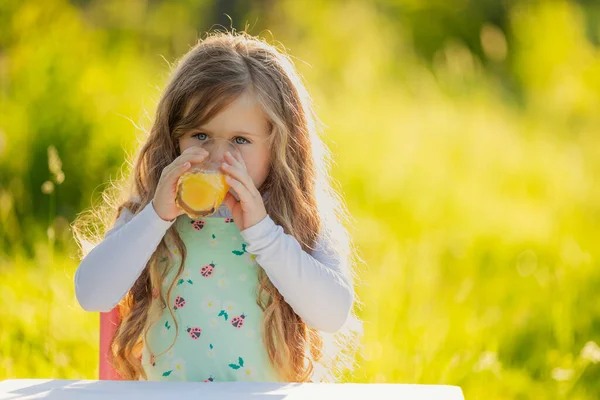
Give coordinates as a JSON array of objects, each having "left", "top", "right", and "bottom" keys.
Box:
[{"left": 1, "top": 1, "right": 600, "bottom": 399}]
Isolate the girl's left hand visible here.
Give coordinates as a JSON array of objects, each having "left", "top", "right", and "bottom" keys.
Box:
[{"left": 221, "top": 151, "right": 267, "bottom": 231}]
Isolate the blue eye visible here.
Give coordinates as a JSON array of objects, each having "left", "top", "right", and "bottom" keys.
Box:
[
  {"left": 192, "top": 133, "right": 208, "bottom": 141},
  {"left": 234, "top": 137, "right": 250, "bottom": 145}
]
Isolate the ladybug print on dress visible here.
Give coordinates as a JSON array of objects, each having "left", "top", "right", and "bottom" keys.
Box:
[
  {"left": 174, "top": 296, "right": 186, "bottom": 310},
  {"left": 191, "top": 220, "right": 205, "bottom": 231},
  {"left": 224, "top": 218, "right": 234, "bottom": 223},
  {"left": 186, "top": 326, "right": 202, "bottom": 340},
  {"left": 200, "top": 262, "right": 216, "bottom": 278},
  {"left": 231, "top": 313, "right": 246, "bottom": 329}
]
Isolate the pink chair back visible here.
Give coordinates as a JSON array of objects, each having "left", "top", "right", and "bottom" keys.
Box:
[{"left": 99, "top": 307, "right": 123, "bottom": 380}]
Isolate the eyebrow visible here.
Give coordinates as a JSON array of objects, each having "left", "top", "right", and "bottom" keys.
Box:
[
  {"left": 232, "top": 130, "right": 262, "bottom": 137},
  {"left": 195, "top": 127, "right": 263, "bottom": 138}
]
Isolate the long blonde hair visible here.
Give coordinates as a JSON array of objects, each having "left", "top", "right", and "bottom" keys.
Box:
[{"left": 73, "top": 30, "right": 362, "bottom": 382}]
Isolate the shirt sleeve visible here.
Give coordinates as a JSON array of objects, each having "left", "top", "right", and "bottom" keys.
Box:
[
  {"left": 74, "top": 202, "right": 175, "bottom": 312},
  {"left": 240, "top": 215, "right": 354, "bottom": 333}
]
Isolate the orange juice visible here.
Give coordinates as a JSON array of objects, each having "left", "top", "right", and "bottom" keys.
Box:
[{"left": 176, "top": 170, "right": 229, "bottom": 218}]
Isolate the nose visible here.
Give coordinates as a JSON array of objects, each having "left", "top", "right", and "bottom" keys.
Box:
[{"left": 200, "top": 137, "right": 240, "bottom": 165}]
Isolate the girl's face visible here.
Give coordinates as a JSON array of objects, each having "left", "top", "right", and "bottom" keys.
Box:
[{"left": 178, "top": 91, "right": 272, "bottom": 191}]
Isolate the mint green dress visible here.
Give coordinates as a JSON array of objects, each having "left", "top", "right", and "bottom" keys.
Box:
[{"left": 140, "top": 215, "right": 280, "bottom": 382}]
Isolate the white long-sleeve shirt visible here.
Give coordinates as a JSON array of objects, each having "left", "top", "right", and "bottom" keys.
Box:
[{"left": 74, "top": 201, "right": 354, "bottom": 332}]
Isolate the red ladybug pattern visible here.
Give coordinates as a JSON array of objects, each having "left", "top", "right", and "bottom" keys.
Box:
[
  {"left": 200, "top": 262, "right": 216, "bottom": 278},
  {"left": 174, "top": 296, "right": 186, "bottom": 310},
  {"left": 191, "top": 220, "right": 205, "bottom": 231},
  {"left": 231, "top": 313, "right": 246, "bottom": 329},
  {"left": 224, "top": 218, "right": 234, "bottom": 224},
  {"left": 186, "top": 326, "right": 202, "bottom": 340}
]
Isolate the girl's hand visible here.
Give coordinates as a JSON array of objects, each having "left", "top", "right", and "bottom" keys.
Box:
[
  {"left": 153, "top": 146, "right": 209, "bottom": 222},
  {"left": 221, "top": 151, "right": 267, "bottom": 231}
]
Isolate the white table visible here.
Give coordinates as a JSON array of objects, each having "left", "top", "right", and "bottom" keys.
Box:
[{"left": 0, "top": 379, "right": 464, "bottom": 399}]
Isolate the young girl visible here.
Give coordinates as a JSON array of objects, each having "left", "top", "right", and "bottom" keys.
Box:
[{"left": 73, "top": 31, "right": 360, "bottom": 383}]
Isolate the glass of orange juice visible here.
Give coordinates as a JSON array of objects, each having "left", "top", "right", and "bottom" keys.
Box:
[{"left": 175, "top": 138, "right": 237, "bottom": 219}]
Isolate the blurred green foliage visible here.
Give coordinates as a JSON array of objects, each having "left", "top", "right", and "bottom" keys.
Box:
[{"left": 1, "top": 0, "right": 600, "bottom": 398}]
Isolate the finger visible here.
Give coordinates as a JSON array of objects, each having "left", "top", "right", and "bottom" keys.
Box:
[
  {"left": 221, "top": 162, "right": 258, "bottom": 197},
  {"left": 174, "top": 161, "right": 191, "bottom": 174},
  {"left": 173, "top": 152, "right": 209, "bottom": 168},
  {"left": 224, "top": 176, "right": 254, "bottom": 204},
  {"left": 223, "top": 152, "right": 254, "bottom": 192},
  {"left": 224, "top": 151, "right": 246, "bottom": 171},
  {"left": 163, "top": 161, "right": 191, "bottom": 181},
  {"left": 161, "top": 161, "right": 177, "bottom": 177},
  {"left": 232, "top": 150, "right": 247, "bottom": 169},
  {"left": 163, "top": 148, "right": 207, "bottom": 176}
]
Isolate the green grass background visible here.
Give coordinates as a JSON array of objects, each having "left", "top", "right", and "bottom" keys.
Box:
[{"left": 1, "top": 1, "right": 600, "bottom": 398}]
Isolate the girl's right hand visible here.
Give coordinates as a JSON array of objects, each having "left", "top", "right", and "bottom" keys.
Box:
[{"left": 152, "top": 146, "right": 209, "bottom": 222}]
